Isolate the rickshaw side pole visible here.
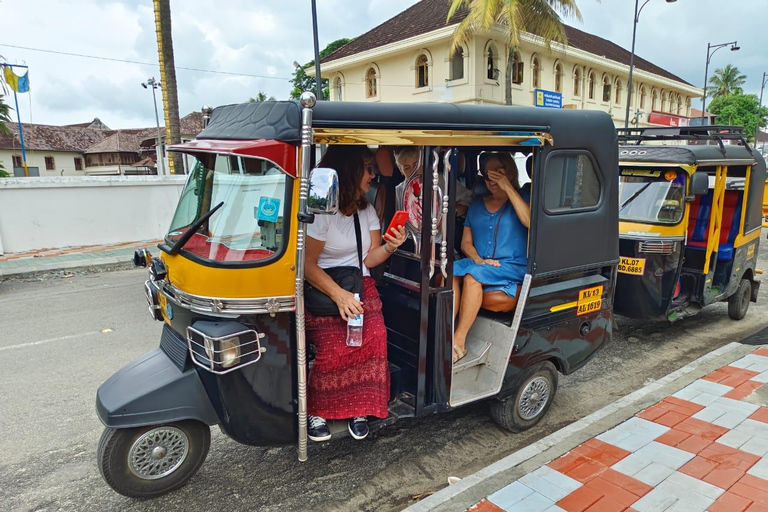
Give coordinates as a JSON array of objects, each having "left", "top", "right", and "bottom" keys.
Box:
[{"left": 296, "top": 94, "right": 316, "bottom": 462}]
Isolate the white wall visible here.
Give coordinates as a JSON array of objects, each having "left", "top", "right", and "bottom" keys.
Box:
[
  {"left": 0, "top": 150, "right": 86, "bottom": 177},
  {"left": 0, "top": 176, "right": 186, "bottom": 254}
]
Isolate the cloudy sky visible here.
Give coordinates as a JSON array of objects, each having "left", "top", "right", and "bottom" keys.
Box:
[{"left": 0, "top": 0, "right": 765, "bottom": 129}]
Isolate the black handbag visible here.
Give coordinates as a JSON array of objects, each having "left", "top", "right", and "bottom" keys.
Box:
[{"left": 304, "top": 212, "right": 364, "bottom": 316}]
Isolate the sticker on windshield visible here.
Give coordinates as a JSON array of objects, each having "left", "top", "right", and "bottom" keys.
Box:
[
  {"left": 256, "top": 197, "right": 281, "bottom": 223},
  {"left": 577, "top": 285, "right": 603, "bottom": 316},
  {"left": 618, "top": 257, "right": 646, "bottom": 275},
  {"left": 621, "top": 169, "right": 661, "bottom": 178}
]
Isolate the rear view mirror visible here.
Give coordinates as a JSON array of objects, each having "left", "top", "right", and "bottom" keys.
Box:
[
  {"left": 307, "top": 167, "right": 339, "bottom": 215},
  {"left": 689, "top": 172, "right": 709, "bottom": 197}
]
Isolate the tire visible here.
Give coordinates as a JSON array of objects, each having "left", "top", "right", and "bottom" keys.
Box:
[
  {"left": 491, "top": 361, "right": 558, "bottom": 433},
  {"left": 97, "top": 420, "right": 210, "bottom": 499},
  {"left": 728, "top": 279, "right": 751, "bottom": 321}
]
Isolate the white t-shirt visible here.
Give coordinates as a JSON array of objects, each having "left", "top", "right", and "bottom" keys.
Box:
[{"left": 307, "top": 204, "right": 381, "bottom": 277}]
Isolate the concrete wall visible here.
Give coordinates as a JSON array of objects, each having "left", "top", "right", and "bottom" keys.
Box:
[
  {"left": 0, "top": 150, "right": 86, "bottom": 177},
  {"left": 0, "top": 176, "right": 186, "bottom": 254},
  {"left": 323, "top": 28, "right": 701, "bottom": 128}
]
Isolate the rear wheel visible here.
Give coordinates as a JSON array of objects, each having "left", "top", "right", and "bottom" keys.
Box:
[
  {"left": 97, "top": 420, "right": 210, "bottom": 498},
  {"left": 728, "top": 279, "right": 751, "bottom": 320},
  {"left": 491, "top": 361, "right": 558, "bottom": 432}
]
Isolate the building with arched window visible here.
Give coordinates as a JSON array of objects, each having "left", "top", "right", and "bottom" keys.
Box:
[{"left": 315, "top": 0, "right": 700, "bottom": 127}]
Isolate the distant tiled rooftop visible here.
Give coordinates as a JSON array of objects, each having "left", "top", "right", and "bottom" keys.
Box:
[{"left": 321, "top": 0, "right": 692, "bottom": 86}]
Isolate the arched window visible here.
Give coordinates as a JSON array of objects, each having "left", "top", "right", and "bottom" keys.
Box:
[
  {"left": 512, "top": 51, "right": 523, "bottom": 84},
  {"left": 652, "top": 89, "right": 658, "bottom": 111},
  {"left": 366, "top": 67, "right": 377, "bottom": 99},
  {"left": 450, "top": 47, "right": 464, "bottom": 80},
  {"left": 554, "top": 63, "right": 563, "bottom": 93},
  {"left": 661, "top": 92, "right": 668, "bottom": 112},
  {"left": 614, "top": 78, "right": 622, "bottom": 104},
  {"left": 486, "top": 46, "right": 497, "bottom": 80},
  {"left": 602, "top": 75, "right": 611, "bottom": 103},
  {"left": 588, "top": 72, "right": 596, "bottom": 100},
  {"left": 334, "top": 77, "right": 343, "bottom": 101},
  {"left": 416, "top": 54, "right": 429, "bottom": 88},
  {"left": 639, "top": 85, "right": 646, "bottom": 110},
  {"left": 532, "top": 57, "right": 541, "bottom": 89},
  {"left": 685, "top": 97, "right": 691, "bottom": 117},
  {"left": 573, "top": 67, "right": 582, "bottom": 97},
  {"left": 676, "top": 95, "right": 683, "bottom": 115},
  {"left": 670, "top": 94, "right": 677, "bottom": 115}
]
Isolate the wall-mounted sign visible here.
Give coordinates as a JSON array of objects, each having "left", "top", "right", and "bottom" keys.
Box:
[
  {"left": 534, "top": 89, "right": 562, "bottom": 109},
  {"left": 647, "top": 111, "right": 690, "bottom": 127}
]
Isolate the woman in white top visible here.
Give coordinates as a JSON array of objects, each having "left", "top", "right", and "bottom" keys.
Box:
[{"left": 305, "top": 146, "right": 407, "bottom": 442}]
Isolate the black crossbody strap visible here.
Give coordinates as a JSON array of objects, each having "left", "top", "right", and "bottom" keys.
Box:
[
  {"left": 491, "top": 202, "right": 510, "bottom": 259},
  {"left": 353, "top": 212, "right": 363, "bottom": 270}
]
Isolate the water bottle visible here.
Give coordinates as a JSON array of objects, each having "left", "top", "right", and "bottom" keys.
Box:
[{"left": 346, "top": 293, "right": 363, "bottom": 347}]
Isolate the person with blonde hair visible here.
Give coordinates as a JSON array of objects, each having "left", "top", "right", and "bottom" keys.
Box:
[{"left": 452, "top": 153, "right": 530, "bottom": 363}]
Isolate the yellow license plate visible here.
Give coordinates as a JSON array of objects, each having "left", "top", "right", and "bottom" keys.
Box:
[
  {"left": 618, "top": 257, "right": 646, "bottom": 275},
  {"left": 577, "top": 285, "right": 603, "bottom": 316},
  {"left": 158, "top": 293, "right": 169, "bottom": 323}
]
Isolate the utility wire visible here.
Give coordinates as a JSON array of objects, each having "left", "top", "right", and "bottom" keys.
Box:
[{"left": 0, "top": 43, "right": 292, "bottom": 81}]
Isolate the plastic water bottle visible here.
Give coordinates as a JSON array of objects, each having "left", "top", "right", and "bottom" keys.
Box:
[{"left": 346, "top": 293, "right": 363, "bottom": 347}]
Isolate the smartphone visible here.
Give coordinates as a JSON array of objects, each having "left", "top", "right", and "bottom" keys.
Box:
[{"left": 385, "top": 210, "right": 409, "bottom": 237}]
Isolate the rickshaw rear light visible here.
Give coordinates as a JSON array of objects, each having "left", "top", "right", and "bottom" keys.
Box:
[{"left": 638, "top": 240, "right": 677, "bottom": 255}]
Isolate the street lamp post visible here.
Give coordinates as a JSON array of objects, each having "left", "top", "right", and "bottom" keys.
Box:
[
  {"left": 625, "top": 0, "right": 677, "bottom": 129},
  {"left": 310, "top": 0, "right": 323, "bottom": 100},
  {"left": 701, "top": 41, "right": 740, "bottom": 124},
  {"left": 755, "top": 72, "right": 768, "bottom": 146},
  {"left": 142, "top": 77, "right": 165, "bottom": 176}
]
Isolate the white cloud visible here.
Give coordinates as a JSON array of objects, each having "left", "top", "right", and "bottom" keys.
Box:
[{"left": 0, "top": 0, "right": 765, "bottom": 129}]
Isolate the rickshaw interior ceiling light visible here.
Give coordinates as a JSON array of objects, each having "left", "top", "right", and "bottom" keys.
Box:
[{"left": 186, "top": 321, "right": 265, "bottom": 375}]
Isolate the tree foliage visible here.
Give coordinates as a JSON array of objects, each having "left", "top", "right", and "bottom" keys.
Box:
[
  {"left": 0, "top": 95, "right": 11, "bottom": 175},
  {"left": 249, "top": 91, "right": 276, "bottom": 102},
  {"left": 446, "top": 0, "right": 581, "bottom": 105},
  {"left": 708, "top": 64, "right": 746, "bottom": 99},
  {"left": 708, "top": 93, "right": 768, "bottom": 142},
  {"left": 289, "top": 38, "right": 351, "bottom": 100}
]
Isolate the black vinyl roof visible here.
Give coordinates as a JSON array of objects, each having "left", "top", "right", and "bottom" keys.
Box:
[
  {"left": 619, "top": 144, "right": 764, "bottom": 167},
  {"left": 198, "top": 100, "right": 616, "bottom": 147}
]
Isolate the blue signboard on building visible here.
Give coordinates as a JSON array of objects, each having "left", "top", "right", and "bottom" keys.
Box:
[{"left": 534, "top": 89, "right": 562, "bottom": 109}]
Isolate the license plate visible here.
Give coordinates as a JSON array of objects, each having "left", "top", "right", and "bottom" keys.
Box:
[
  {"left": 618, "top": 257, "right": 646, "bottom": 275},
  {"left": 158, "top": 293, "right": 170, "bottom": 324}
]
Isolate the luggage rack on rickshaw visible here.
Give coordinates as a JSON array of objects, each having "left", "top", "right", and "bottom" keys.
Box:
[{"left": 617, "top": 125, "right": 754, "bottom": 153}]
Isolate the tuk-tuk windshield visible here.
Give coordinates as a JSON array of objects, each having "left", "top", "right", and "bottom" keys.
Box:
[
  {"left": 619, "top": 168, "right": 685, "bottom": 225},
  {"left": 165, "top": 154, "right": 289, "bottom": 263}
]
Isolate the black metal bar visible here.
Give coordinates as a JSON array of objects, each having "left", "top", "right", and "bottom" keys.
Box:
[{"left": 415, "top": 147, "right": 435, "bottom": 415}]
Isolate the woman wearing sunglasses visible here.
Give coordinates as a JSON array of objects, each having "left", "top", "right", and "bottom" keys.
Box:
[{"left": 452, "top": 153, "right": 530, "bottom": 363}]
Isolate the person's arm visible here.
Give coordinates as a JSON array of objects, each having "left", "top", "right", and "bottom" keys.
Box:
[
  {"left": 486, "top": 169, "right": 531, "bottom": 228},
  {"left": 364, "top": 226, "right": 407, "bottom": 268},
  {"left": 305, "top": 236, "right": 362, "bottom": 321}
]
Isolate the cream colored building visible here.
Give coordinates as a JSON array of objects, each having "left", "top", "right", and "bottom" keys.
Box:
[{"left": 318, "top": 0, "right": 701, "bottom": 128}]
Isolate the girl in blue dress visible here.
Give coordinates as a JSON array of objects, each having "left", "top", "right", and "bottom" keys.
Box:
[{"left": 453, "top": 153, "right": 530, "bottom": 363}]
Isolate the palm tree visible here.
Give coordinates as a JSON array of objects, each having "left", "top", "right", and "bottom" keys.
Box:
[
  {"left": 447, "top": 0, "right": 581, "bottom": 105},
  {"left": 0, "top": 95, "right": 11, "bottom": 136},
  {"left": 249, "top": 91, "right": 276, "bottom": 102},
  {"left": 708, "top": 64, "right": 746, "bottom": 99},
  {"left": 153, "top": 0, "right": 183, "bottom": 174}
]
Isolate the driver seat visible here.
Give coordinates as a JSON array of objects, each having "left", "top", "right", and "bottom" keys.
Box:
[{"left": 482, "top": 287, "right": 521, "bottom": 313}]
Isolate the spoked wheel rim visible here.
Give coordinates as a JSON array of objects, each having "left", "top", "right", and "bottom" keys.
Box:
[
  {"left": 518, "top": 376, "right": 551, "bottom": 420},
  {"left": 128, "top": 426, "right": 190, "bottom": 480}
]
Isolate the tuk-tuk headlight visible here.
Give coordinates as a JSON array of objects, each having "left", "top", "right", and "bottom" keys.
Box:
[
  {"left": 186, "top": 321, "right": 265, "bottom": 374},
  {"left": 220, "top": 337, "right": 241, "bottom": 368}
]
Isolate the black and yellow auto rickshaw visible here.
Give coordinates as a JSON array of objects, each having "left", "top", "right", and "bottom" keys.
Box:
[
  {"left": 614, "top": 126, "right": 764, "bottom": 322},
  {"left": 95, "top": 93, "right": 619, "bottom": 498}
]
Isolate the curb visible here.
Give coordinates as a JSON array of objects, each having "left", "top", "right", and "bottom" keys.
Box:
[
  {"left": 404, "top": 340, "right": 759, "bottom": 512},
  {"left": 0, "top": 254, "right": 133, "bottom": 278}
]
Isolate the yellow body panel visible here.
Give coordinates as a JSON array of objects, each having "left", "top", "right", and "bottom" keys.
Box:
[
  {"left": 619, "top": 221, "right": 687, "bottom": 237},
  {"left": 161, "top": 178, "right": 299, "bottom": 299},
  {"left": 734, "top": 229, "right": 762, "bottom": 248}
]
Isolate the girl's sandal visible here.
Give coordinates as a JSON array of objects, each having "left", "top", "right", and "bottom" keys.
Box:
[{"left": 452, "top": 344, "right": 467, "bottom": 364}]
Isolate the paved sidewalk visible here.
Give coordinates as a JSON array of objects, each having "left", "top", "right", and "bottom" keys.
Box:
[
  {"left": 0, "top": 240, "right": 160, "bottom": 277},
  {"left": 460, "top": 347, "right": 768, "bottom": 512}
]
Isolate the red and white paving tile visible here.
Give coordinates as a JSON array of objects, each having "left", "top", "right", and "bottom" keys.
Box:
[{"left": 466, "top": 347, "right": 768, "bottom": 512}]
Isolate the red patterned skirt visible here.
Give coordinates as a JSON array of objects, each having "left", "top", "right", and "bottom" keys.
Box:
[{"left": 306, "top": 277, "right": 390, "bottom": 419}]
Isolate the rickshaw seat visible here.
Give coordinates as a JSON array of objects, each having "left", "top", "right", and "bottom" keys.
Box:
[
  {"left": 685, "top": 190, "right": 743, "bottom": 261},
  {"left": 481, "top": 288, "right": 521, "bottom": 313},
  {"left": 687, "top": 191, "right": 712, "bottom": 247},
  {"left": 366, "top": 179, "right": 387, "bottom": 225}
]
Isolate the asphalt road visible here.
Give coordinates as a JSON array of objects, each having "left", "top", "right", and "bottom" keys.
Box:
[{"left": 1, "top": 236, "right": 767, "bottom": 512}]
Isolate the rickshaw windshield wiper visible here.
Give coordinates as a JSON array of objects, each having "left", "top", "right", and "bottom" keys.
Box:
[
  {"left": 167, "top": 201, "right": 225, "bottom": 256},
  {"left": 620, "top": 182, "right": 653, "bottom": 211}
]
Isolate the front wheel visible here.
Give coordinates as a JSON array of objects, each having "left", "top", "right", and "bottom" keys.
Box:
[
  {"left": 97, "top": 420, "right": 210, "bottom": 498},
  {"left": 728, "top": 279, "right": 751, "bottom": 320},
  {"left": 491, "top": 361, "right": 558, "bottom": 433}
]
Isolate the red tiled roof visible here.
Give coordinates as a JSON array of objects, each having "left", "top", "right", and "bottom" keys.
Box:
[
  {"left": 321, "top": 0, "right": 692, "bottom": 86},
  {"left": 83, "top": 129, "right": 155, "bottom": 154}
]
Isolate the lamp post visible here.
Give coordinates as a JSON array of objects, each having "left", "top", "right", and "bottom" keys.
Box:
[
  {"left": 624, "top": 0, "right": 677, "bottom": 129},
  {"left": 701, "top": 41, "right": 740, "bottom": 124},
  {"left": 310, "top": 0, "right": 323, "bottom": 100},
  {"left": 142, "top": 77, "right": 165, "bottom": 176},
  {"left": 755, "top": 72, "right": 768, "bottom": 146}
]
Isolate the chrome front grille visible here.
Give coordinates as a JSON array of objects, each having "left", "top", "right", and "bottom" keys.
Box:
[
  {"left": 638, "top": 240, "right": 677, "bottom": 255},
  {"left": 160, "top": 324, "right": 189, "bottom": 371}
]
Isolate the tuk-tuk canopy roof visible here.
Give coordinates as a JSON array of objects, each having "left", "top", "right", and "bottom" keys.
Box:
[
  {"left": 619, "top": 144, "right": 763, "bottom": 170},
  {"left": 194, "top": 100, "right": 615, "bottom": 146}
]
